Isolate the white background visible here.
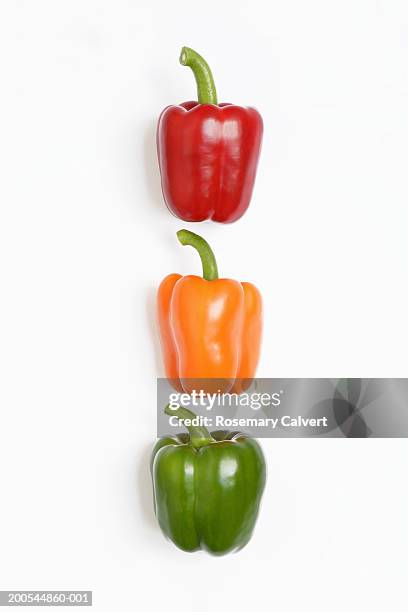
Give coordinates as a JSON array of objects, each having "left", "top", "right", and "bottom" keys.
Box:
[{"left": 1, "top": 1, "right": 407, "bottom": 610}]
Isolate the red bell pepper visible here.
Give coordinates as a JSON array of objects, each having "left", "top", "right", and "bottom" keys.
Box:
[{"left": 157, "top": 47, "right": 263, "bottom": 223}]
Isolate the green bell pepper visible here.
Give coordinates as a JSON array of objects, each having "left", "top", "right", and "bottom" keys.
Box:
[{"left": 151, "top": 405, "right": 266, "bottom": 555}]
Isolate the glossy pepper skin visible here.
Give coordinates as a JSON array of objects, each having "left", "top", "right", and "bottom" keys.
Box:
[
  {"left": 152, "top": 406, "right": 266, "bottom": 555},
  {"left": 157, "top": 230, "right": 262, "bottom": 394},
  {"left": 157, "top": 47, "right": 263, "bottom": 223}
]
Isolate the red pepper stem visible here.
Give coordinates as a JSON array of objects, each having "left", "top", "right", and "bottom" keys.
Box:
[
  {"left": 176, "top": 229, "right": 219, "bottom": 281},
  {"left": 164, "top": 405, "right": 214, "bottom": 448},
  {"left": 179, "top": 46, "right": 218, "bottom": 105}
]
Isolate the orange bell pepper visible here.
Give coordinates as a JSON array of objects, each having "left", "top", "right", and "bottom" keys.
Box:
[{"left": 157, "top": 230, "right": 262, "bottom": 394}]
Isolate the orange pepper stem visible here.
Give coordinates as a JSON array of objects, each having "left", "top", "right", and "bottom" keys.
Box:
[
  {"left": 176, "top": 229, "right": 219, "bottom": 281},
  {"left": 164, "top": 405, "right": 214, "bottom": 448}
]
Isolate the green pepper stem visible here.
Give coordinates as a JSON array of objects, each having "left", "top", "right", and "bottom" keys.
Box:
[
  {"left": 177, "top": 229, "right": 219, "bottom": 281},
  {"left": 165, "top": 405, "right": 214, "bottom": 448},
  {"left": 179, "top": 46, "right": 218, "bottom": 105}
]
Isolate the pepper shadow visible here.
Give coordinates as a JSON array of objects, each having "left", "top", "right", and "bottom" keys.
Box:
[
  {"left": 137, "top": 442, "right": 157, "bottom": 529},
  {"left": 143, "top": 119, "right": 168, "bottom": 218},
  {"left": 146, "top": 286, "right": 163, "bottom": 376}
]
